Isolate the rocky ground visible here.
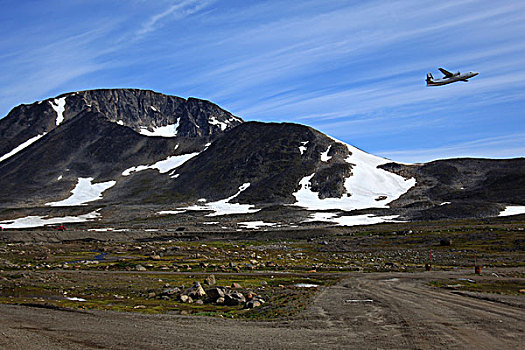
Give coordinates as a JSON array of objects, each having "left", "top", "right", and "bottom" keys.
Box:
[
  {"left": 0, "top": 270, "right": 523, "bottom": 349},
  {"left": 0, "top": 216, "right": 523, "bottom": 349}
]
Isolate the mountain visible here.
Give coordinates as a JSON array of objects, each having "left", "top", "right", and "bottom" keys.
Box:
[{"left": 0, "top": 89, "right": 524, "bottom": 229}]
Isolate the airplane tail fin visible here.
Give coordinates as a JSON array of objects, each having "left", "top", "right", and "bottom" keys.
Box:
[{"left": 426, "top": 73, "right": 434, "bottom": 85}]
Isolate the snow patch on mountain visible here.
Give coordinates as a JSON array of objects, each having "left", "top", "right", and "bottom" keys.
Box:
[
  {"left": 293, "top": 141, "right": 416, "bottom": 211},
  {"left": 0, "top": 210, "right": 101, "bottom": 229},
  {"left": 139, "top": 119, "right": 180, "bottom": 137},
  {"left": 304, "top": 212, "right": 402, "bottom": 226},
  {"left": 209, "top": 116, "right": 229, "bottom": 131},
  {"left": 46, "top": 178, "right": 116, "bottom": 206},
  {"left": 238, "top": 221, "right": 279, "bottom": 229},
  {"left": 0, "top": 133, "right": 47, "bottom": 163},
  {"left": 177, "top": 183, "right": 259, "bottom": 216},
  {"left": 49, "top": 97, "right": 66, "bottom": 126},
  {"left": 499, "top": 205, "right": 525, "bottom": 217},
  {"left": 320, "top": 145, "right": 332, "bottom": 162},
  {"left": 299, "top": 141, "right": 308, "bottom": 155},
  {"left": 122, "top": 152, "right": 199, "bottom": 176}
]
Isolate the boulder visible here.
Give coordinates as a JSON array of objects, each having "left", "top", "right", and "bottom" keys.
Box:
[
  {"left": 180, "top": 295, "right": 193, "bottom": 303},
  {"left": 245, "top": 300, "right": 261, "bottom": 308},
  {"left": 225, "top": 292, "right": 246, "bottom": 306},
  {"left": 205, "top": 286, "right": 225, "bottom": 300},
  {"left": 160, "top": 287, "right": 180, "bottom": 296},
  {"left": 184, "top": 282, "right": 206, "bottom": 299}
]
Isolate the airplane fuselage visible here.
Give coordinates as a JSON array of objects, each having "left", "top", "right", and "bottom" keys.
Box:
[{"left": 426, "top": 71, "right": 478, "bottom": 86}]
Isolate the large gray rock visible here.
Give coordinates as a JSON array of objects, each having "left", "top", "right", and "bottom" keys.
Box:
[
  {"left": 225, "top": 292, "right": 246, "bottom": 306},
  {"left": 184, "top": 282, "right": 206, "bottom": 299},
  {"left": 205, "top": 286, "right": 226, "bottom": 300}
]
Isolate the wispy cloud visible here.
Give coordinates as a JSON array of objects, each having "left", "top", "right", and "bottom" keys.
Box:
[
  {"left": 1, "top": 0, "right": 523, "bottom": 162},
  {"left": 136, "top": 0, "right": 214, "bottom": 37},
  {"left": 379, "top": 133, "right": 525, "bottom": 163}
]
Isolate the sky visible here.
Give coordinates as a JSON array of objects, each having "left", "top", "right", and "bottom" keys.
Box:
[{"left": 1, "top": 0, "right": 524, "bottom": 163}]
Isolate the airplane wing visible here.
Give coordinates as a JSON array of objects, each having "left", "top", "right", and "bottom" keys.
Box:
[{"left": 439, "top": 68, "right": 454, "bottom": 78}]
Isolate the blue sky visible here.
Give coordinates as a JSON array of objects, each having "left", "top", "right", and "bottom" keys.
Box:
[{"left": 1, "top": 0, "right": 524, "bottom": 162}]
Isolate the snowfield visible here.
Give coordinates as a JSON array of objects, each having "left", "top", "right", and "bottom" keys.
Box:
[
  {"left": 238, "top": 221, "right": 279, "bottom": 229},
  {"left": 50, "top": 97, "right": 66, "bottom": 126},
  {"left": 170, "top": 183, "right": 260, "bottom": 217},
  {"left": 304, "top": 212, "right": 403, "bottom": 226},
  {"left": 0, "top": 211, "right": 101, "bottom": 229},
  {"left": 122, "top": 152, "right": 200, "bottom": 176},
  {"left": 139, "top": 120, "right": 180, "bottom": 137},
  {"left": 499, "top": 205, "right": 525, "bottom": 217},
  {"left": 46, "top": 178, "right": 116, "bottom": 206},
  {"left": 293, "top": 141, "right": 416, "bottom": 211},
  {"left": 0, "top": 133, "right": 47, "bottom": 163}
]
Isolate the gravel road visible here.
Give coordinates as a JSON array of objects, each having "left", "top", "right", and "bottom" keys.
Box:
[{"left": 1, "top": 270, "right": 523, "bottom": 349}]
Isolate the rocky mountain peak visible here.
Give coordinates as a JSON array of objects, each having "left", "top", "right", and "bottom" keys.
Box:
[{"left": 0, "top": 89, "right": 242, "bottom": 158}]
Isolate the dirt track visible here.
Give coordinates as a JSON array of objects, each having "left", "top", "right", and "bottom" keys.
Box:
[{"left": 1, "top": 270, "right": 523, "bottom": 349}]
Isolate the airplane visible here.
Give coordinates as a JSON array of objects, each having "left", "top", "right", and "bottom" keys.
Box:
[{"left": 426, "top": 68, "right": 478, "bottom": 86}]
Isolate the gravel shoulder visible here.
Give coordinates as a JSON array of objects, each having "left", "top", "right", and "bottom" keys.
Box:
[{"left": 1, "top": 269, "right": 523, "bottom": 349}]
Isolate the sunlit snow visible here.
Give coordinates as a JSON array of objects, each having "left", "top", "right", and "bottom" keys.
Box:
[
  {"left": 122, "top": 152, "right": 199, "bottom": 176},
  {"left": 50, "top": 97, "right": 66, "bottom": 126},
  {"left": 46, "top": 178, "right": 116, "bottom": 206},
  {"left": 177, "top": 183, "right": 259, "bottom": 216},
  {"left": 320, "top": 145, "right": 332, "bottom": 162},
  {"left": 499, "top": 205, "right": 525, "bottom": 217},
  {"left": 157, "top": 210, "right": 186, "bottom": 215},
  {"left": 299, "top": 141, "right": 308, "bottom": 155},
  {"left": 0, "top": 133, "right": 47, "bottom": 163},
  {"left": 293, "top": 141, "right": 416, "bottom": 211},
  {"left": 139, "top": 119, "right": 180, "bottom": 137},
  {"left": 238, "top": 221, "right": 278, "bottom": 229},
  {"left": 0, "top": 210, "right": 101, "bottom": 229},
  {"left": 208, "top": 116, "right": 228, "bottom": 130},
  {"left": 304, "top": 212, "right": 402, "bottom": 226}
]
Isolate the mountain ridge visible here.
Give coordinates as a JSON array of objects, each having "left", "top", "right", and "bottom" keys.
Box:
[{"left": 0, "top": 88, "right": 524, "bottom": 228}]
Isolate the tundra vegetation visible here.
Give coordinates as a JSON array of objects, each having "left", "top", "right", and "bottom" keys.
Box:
[{"left": 0, "top": 216, "right": 523, "bottom": 319}]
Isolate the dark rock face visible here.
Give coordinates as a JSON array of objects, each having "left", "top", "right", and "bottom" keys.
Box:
[
  {"left": 167, "top": 122, "right": 355, "bottom": 204},
  {"left": 383, "top": 158, "right": 525, "bottom": 219},
  {"left": 0, "top": 89, "right": 242, "bottom": 206}
]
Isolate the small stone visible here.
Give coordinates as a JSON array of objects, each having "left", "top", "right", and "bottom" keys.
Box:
[
  {"left": 147, "top": 292, "right": 156, "bottom": 298},
  {"left": 231, "top": 282, "right": 241, "bottom": 289},
  {"left": 246, "top": 300, "right": 261, "bottom": 308},
  {"left": 151, "top": 255, "right": 161, "bottom": 261},
  {"left": 204, "top": 274, "right": 216, "bottom": 286},
  {"left": 440, "top": 238, "right": 452, "bottom": 246},
  {"left": 135, "top": 264, "right": 147, "bottom": 271},
  {"left": 216, "top": 297, "right": 225, "bottom": 305}
]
